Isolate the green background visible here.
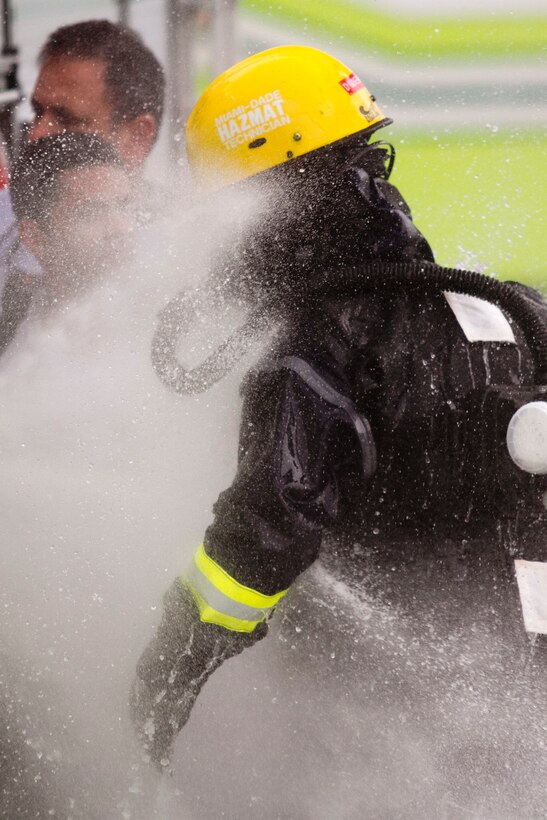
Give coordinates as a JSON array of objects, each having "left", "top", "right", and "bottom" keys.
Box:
[
  {"left": 388, "top": 129, "right": 545, "bottom": 289},
  {"left": 242, "top": 0, "right": 547, "bottom": 59}
]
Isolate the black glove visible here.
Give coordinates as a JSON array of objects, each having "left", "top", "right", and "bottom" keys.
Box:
[{"left": 130, "top": 580, "right": 266, "bottom": 770}]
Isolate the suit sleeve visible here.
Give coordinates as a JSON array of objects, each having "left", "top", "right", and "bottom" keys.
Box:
[{"left": 182, "top": 360, "right": 376, "bottom": 632}]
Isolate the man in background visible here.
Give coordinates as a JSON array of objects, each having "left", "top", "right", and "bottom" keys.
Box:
[
  {"left": 0, "top": 132, "right": 134, "bottom": 354},
  {"left": 0, "top": 19, "right": 165, "bottom": 303},
  {"left": 0, "top": 132, "right": 136, "bottom": 816}
]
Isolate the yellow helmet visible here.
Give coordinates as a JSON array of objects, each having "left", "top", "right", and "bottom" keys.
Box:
[{"left": 186, "top": 45, "right": 391, "bottom": 193}]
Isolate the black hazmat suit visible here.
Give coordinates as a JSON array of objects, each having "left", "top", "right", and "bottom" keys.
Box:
[{"left": 132, "top": 155, "right": 547, "bottom": 810}]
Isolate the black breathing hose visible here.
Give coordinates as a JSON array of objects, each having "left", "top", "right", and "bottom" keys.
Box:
[
  {"left": 151, "top": 261, "right": 547, "bottom": 395},
  {"left": 318, "top": 262, "right": 547, "bottom": 382}
]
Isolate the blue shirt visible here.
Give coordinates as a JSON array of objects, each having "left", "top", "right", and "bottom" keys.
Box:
[{"left": 0, "top": 187, "right": 42, "bottom": 307}]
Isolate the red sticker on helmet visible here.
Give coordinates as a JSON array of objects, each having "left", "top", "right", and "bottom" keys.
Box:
[{"left": 339, "top": 73, "right": 365, "bottom": 95}]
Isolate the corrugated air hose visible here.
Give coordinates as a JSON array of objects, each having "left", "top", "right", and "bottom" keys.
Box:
[{"left": 151, "top": 261, "right": 547, "bottom": 395}]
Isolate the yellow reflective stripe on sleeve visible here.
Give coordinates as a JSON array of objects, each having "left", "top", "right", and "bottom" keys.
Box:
[
  {"left": 185, "top": 583, "right": 264, "bottom": 634},
  {"left": 182, "top": 543, "right": 289, "bottom": 633},
  {"left": 194, "top": 543, "right": 287, "bottom": 610}
]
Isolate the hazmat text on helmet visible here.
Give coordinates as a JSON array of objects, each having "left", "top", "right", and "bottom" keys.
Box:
[{"left": 215, "top": 90, "right": 290, "bottom": 149}]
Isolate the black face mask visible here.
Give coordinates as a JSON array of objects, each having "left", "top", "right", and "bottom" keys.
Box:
[
  {"left": 211, "top": 148, "right": 433, "bottom": 305},
  {"left": 347, "top": 140, "right": 396, "bottom": 181}
]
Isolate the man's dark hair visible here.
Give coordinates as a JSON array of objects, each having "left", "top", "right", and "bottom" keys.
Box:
[
  {"left": 10, "top": 133, "right": 123, "bottom": 225},
  {"left": 39, "top": 20, "right": 165, "bottom": 135}
]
